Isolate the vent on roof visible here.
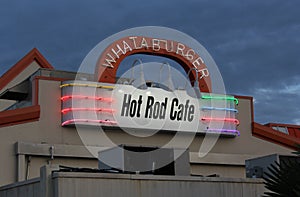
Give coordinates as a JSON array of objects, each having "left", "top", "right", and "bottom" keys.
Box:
[{"left": 272, "top": 126, "right": 289, "bottom": 134}]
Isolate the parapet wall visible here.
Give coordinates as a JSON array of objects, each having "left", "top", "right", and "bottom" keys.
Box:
[{"left": 0, "top": 165, "right": 266, "bottom": 197}]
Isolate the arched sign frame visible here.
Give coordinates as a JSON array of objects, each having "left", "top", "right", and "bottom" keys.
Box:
[{"left": 95, "top": 36, "right": 212, "bottom": 92}]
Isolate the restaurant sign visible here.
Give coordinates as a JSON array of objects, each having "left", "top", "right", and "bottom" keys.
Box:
[{"left": 60, "top": 81, "right": 239, "bottom": 136}]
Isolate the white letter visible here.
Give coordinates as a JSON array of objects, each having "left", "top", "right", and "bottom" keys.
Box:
[
  {"left": 140, "top": 37, "right": 149, "bottom": 49},
  {"left": 152, "top": 39, "right": 160, "bottom": 51},
  {"left": 111, "top": 44, "right": 125, "bottom": 59},
  {"left": 123, "top": 41, "right": 132, "bottom": 54},
  {"left": 198, "top": 68, "right": 209, "bottom": 79},
  {"left": 161, "top": 40, "right": 174, "bottom": 52},
  {"left": 192, "top": 57, "right": 204, "bottom": 69},
  {"left": 185, "top": 49, "right": 195, "bottom": 61},
  {"left": 102, "top": 53, "right": 116, "bottom": 68},
  {"left": 129, "top": 36, "right": 138, "bottom": 49},
  {"left": 176, "top": 43, "right": 185, "bottom": 56}
]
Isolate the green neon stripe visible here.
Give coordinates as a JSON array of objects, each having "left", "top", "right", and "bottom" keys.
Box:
[{"left": 201, "top": 95, "right": 238, "bottom": 105}]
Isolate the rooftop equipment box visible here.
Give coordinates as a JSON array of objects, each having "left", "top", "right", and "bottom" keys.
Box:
[
  {"left": 98, "top": 145, "right": 190, "bottom": 176},
  {"left": 246, "top": 154, "right": 300, "bottom": 178}
]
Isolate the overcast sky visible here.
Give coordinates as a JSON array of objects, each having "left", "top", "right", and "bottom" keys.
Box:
[{"left": 0, "top": 0, "right": 299, "bottom": 125}]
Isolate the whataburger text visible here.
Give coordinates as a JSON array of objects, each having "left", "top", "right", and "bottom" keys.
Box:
[{"left": 100, "top": 36, "right": 209, "bottom": 79}]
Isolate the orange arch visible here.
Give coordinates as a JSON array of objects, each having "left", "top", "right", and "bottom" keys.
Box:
[{"left": 95, "top": 36, "right": 211, "bottom": 92}]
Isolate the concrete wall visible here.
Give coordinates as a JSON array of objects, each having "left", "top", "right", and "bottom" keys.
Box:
[
  {"left": 190, "top": 164, "right": 245, "bottom": 178},
  {"left": 0, "top": 178, "right": 40, "bottom": 197},
  {"left": 0, "top": 167, "right": 266, "bottom": 197},
  {"left": 53, "top": 173, "right": 266, "bottom": 197}
]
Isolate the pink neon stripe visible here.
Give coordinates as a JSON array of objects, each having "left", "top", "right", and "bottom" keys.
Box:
[
  {"left": 201, "top": 117, "right": 240, "bottom": 125},
  {"left": 62, "top": 119, "right": 117, "bottom": 126},
  {"left": 61, "top": 108, "right": 115, "bottom": 114},
  {"left": 61, "top": 95, "right": 113, "bottom": 102}
]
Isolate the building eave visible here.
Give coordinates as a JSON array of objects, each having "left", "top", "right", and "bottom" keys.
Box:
[
  {"left": 0, "top": 105, "right": 40, "bottom": 128},
  {"left": 252, "top": 122, "right": 300, "bottom": 150},
  {"left": 0, "top": 48, "right": 54, "bottom": 90}
]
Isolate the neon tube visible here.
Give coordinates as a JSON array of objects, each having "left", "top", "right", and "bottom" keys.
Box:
[
  {"left": 61, "top": 95, "right": 113, "bottom": 102},
  {"left": 61, "top": 108, "right": 115, "bottom": 114},
  {"left": 201, "top": 107, "right": 238, "bottom": 113},
  {"left": 60, "top": 83, "right": 114, "bottom": 89},
  {"left": 201, "top": 117, "right": 240, "bottom": 125},
  {"left": 201, "top": 95, "right": 238, "bottom": 105},
  {"left": 62, "top": 119, "right": 117, "bottom": 126},
  {"left": 206, "top": 129, "right": 240, "bottom": 136}
]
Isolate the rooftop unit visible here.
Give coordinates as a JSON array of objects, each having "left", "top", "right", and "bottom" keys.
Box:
[
  {"left": 98, "top": 145, "right": 190, "bottom": 176},
  {"left": 246, "top": 154, "right": 300, "bottom": 178}
]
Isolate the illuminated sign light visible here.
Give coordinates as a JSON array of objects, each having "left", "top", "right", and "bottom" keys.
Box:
[
  {"left": 60, "top": 83, "right": 114, "bottom": 89},
  {"left": 61, "top": 95, "right": 113, "bottom": 102},
  {"left": 99, "top": 36, "right": 206, "bottom": 70},
  {"left": 62, "top": 119, "right": 117, "bottom": 126},
  {"left": 201, "top": 117, "right": 240, "bottom": 125},
  {"left": 61, "top": 108, "right": 115, "bottom": 114},
  {"left": 206, "top": 129, "right": 240, "bottom": 136},
  {"left": 201, "top": 107, "right": 238, "bottom": 113},
  {"left": 201, "top": 95, "right": 239, "bottom": 105},
  {"left": 96, "top": 36, "right": 212, "bottom": 93},
  {"left": 60, "top": 81, "right": 240, "bottom": 137}
]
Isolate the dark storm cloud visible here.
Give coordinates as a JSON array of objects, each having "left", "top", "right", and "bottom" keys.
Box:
[
  {"left": 252, "top": 79, "right": 300, "bottom": 124},
  {"left": 0, "top": 0, "right": 299, "bottom": 124}
]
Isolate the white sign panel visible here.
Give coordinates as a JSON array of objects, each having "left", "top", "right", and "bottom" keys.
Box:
[{"left": 61, "top": 81, "right": 239, "bottom": 136}]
